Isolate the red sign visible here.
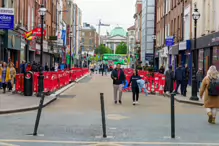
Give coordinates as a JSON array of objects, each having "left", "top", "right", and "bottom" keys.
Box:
[{"left": 32, "top": 28, "right": 46, "bottom": 37}]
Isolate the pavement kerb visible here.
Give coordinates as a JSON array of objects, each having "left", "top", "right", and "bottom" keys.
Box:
[
  {"left": 163, "top": 93, "right": 204, "bottom": 106},
  {"left": 0, "top": 73, "right": 90, "bottom": 115}
]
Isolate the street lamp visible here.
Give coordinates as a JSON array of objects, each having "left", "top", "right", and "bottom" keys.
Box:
[
  {"left": 33, "top": 4, "right": 46, "bottom": 136},
  {"left": 69, "top": 32, "right": 73, "bottom": 69},
  {"left": 190, "top": 4, "right": 200, "bottom": 101}
]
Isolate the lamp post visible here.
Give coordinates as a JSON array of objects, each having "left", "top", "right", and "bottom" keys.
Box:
[
  {"left": 190, "top": 4, "right": 200, "bottom": 101},
  {"left": 69, "top": 32, "right": 73, "bottom": 69},
  {"left": 152, "top": 34, "right": 156, "bottom": 67},
  {"left": 33, "top": 4, "right": 46, "bottom": 136}
]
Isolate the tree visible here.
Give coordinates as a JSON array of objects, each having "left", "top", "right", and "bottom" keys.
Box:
[
  {"left": 115, "top": 42, "right": 127, "bottom": 54},
  {"left": 95, "top": 44, "right": 113, "bottom": 55}
]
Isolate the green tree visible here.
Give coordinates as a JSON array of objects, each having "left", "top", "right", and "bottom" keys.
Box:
[
  {"left": 115, "top": 42, "right": 127, "bottom": 54},
  {"left": 95, "top": 44, "right": 113, "bottom": 55}
]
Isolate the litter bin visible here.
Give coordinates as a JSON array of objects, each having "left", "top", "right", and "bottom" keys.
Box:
[{"left": 24, "top": 71, "right": 34, "bottom": 96}]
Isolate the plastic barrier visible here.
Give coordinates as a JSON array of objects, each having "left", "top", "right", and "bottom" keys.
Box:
[
  {"left": 122, "top": 68, "right": 171, "bottom": 95},
  {"left": 15, "top": 68, "right": 89, "bottom": 95}
]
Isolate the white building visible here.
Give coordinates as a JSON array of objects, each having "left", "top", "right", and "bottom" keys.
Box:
[
  {"left": 104, "top": 27, "right": 127, "bottom": 54},
  {"left": 127, "top": 25, "right": 135, "bottom": 55},
  {"left": 141, "top": 0, "right": 155, "bottom": 65}
]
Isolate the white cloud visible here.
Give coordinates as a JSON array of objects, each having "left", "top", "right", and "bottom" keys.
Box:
[{"left": 74, "top": 0, "right": 136, "bottom": 35}]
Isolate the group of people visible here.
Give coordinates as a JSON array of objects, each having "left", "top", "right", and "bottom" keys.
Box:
[
  {"left": 90, "top": 63, "right": 109, "bottom": 76},
  {"left": 0, "top": 62, "right": 16, "bottom": 93},
  {"left": 111, "top": 63, "right": 148, "bottom": 106},
  {"left": 164, "top": 64, "right": 190, "bottom": 96}
]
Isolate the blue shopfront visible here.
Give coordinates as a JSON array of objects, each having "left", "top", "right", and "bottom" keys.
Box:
[{"left": 178, "top": 40, "right": 192, "bottom": 85}]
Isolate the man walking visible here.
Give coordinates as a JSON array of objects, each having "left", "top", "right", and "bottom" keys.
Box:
[
  {"left": 174, "top": 64, "right": 185, "bottom": 94},
  {"left": 182, "top": 64, "right": 190, "bottom": 96},
  {"left": 111, "top": 63, "right": 126, "bottom": 104}
]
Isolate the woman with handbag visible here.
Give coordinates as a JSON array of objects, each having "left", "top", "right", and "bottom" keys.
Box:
[
  {"left": 0, "top": 62, "right": 11, "bottom": 93},
  {"left": 8, "top": 62, "right": 16, "bottom": 91}
]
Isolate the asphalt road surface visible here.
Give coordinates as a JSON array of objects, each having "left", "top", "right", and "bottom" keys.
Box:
[{"left": 0, "top": 74, "right": 219, "bottom": 146}]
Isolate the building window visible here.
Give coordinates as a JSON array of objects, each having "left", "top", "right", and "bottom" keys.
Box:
[
  {"left": 147, "top": 14, "right": 154, "bottom": 20},
  {"left": 89, "top": 32, "right": 92, "bottom": 36},
  {"left": 147, "top": 7, "right": 154, "bottom": 13},
  {"left": 82, "top": 38, "right": 84, "bottom": 42},
  {"left": 82, "top": 32, "right": 85, "bottom": 36},
  {"left": 147, "top": 0, "right": 155, "bottom": 6},
  {"left": 89, "top": 39, "right": 92, "bottom": 44},
  {"left": 213, "top": 46, "right": 219, "bottom": 70},
  {"left": 198, "top": 49, "right": 204, "bottom": 70}
]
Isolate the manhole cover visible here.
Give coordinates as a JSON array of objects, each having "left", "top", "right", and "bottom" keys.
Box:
[{"left": 58, "top": 95, "right": 76, "bottom": 98}]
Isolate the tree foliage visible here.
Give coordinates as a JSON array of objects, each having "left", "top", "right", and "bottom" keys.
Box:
[
  {"left": 95, "top": 44, "right": 113, "bottom": 55},
  {"left": 115, "top": 42, "right": 128, "bottom": 54}
]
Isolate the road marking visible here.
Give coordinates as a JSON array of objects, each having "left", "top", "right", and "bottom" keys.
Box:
[
  {"left": 1, "top": 139, "right": 219, "bottom": 145},
  {"left": 106, "top": 114, "right": 129, "bottom": 120},
  {"left": 0, "top": 142, "right": 19, "bottom": 146}
]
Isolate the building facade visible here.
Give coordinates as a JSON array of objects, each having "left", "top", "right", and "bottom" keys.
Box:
[
  {"left": 81, "top": 23, "right": 97, "bottom": 55},
  {"left": 104, "top": 27, "right": 127, "bottom": 54},
  {"left": 156, "top": 0, "right": 187, "bottom": 71},
  {"left": 127, "top": 25, "right": 135, "bottom": 55},
  {"left": 133, "top": 0, "right": 142, "bottom": 62},
  {"left": 191, "top": 0, "right": 219, "bottom": 75},
  {"left": 141, "top": 0, "right": 155, "bottom": 66}
]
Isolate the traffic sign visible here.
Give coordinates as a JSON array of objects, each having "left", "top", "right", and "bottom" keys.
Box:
[{"left": 166, "top": 36, "right": 175, "bottom": 47}]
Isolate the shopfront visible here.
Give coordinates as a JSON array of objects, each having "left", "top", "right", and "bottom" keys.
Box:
[
  {"left": 6, "top": 30, "right": 21, "bottom": 70},
  {"left": 158, "top": 46, "right": 168, "bottom": 70},
  {"left": 191, "top": 31, "right": 219, "bottom": 75}
]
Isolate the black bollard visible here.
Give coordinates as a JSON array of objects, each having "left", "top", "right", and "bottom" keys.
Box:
[
  {"left": 170, "top": 93, "right": 175, "bottom": 138},
  {"left": 100, "top": 93, "right": 107, "bottom": 138},
  {"left": 33, "top": 93, "right": 45, "bottom": 136}
]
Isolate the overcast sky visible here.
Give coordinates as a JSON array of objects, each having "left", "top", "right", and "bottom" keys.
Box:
[{"left": 74, "top": 0, "right": 136, "bottom": 35}]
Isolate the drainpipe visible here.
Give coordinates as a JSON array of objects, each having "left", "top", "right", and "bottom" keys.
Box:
[{"left": 182, "top": 0, "right": 184, "bottom": 41}]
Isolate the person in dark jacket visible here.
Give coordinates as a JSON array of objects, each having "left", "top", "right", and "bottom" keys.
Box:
[
  {"left": 20, "top": 60, "right": 26, "bottom": 74},
  {"left": 45, "top": 63, "right": 49, "bottom": 71},
  {"left": 129, "top": 70, "right": 142, "bottom": 105},
  {"left": 182, "top": 64, "right": 190, "bottom": 96},
  {"left": 111, "top": 63, "right": 126, "bottom": 104},
  {"left": 164, "top": 65, "right": 174, "bottom": 93},
  {"left": 159, "top": 64, "right": 165, "bottom": 74},
  {"left": 32, "top": 61, "right": 38, "bottom": 72},
  {"left": 174, "top": 64, "right": 185, "bottom": 94}
]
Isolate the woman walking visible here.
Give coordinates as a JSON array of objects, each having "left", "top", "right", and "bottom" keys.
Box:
[
  {"left": 164, "top": 66, "right": 174, "bottom": 94},
  {"left": 0, "top": 62, "right": 11, "bottom": 93},
  {"left": 200, "top": 66, "right": 219, "bottom": 124},
  {"left": 8, "top": 62, "right": 16, "bottom": 91},
  {"left": 128, "top": 70, "right": 141, "bottom": 105}
]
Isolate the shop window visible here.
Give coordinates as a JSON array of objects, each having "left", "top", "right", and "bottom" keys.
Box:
[
  {"left": 198, "top": 49, "right": 204, "bottom": 70},
  {"left": 213, "top": 46, "right": 219, "bottom": 70}
]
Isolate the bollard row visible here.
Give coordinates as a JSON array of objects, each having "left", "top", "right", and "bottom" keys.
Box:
[{"left": 15, "top": 68, "right": 89, "bottom": 94}]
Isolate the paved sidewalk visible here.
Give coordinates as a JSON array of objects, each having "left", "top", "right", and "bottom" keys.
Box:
[
  {"left": 0, "top": 73, "right": 89, "bottom": 114},
  {"left": 169, "top": 86, "right": 204, "bottom": 106}
]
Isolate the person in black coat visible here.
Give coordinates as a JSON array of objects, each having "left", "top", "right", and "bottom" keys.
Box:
[
  {"left": 164, "top": 65, "right": 174, "bottom": 93},
  {"left": 128, "top": 70, "right": 142, "bottom": 105},
  {"left": 174, "top": 64, "right": 185, "bottom": 94}
]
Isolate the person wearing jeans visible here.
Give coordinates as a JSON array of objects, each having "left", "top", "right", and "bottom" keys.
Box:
[
  {"left": 111, "top": 63, "right": 126, "bottom": 104},
  {"left": 129, "top": 70, "right": 141, "bottom": 105}
]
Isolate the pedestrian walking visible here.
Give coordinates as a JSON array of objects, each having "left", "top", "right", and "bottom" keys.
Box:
[
  {"left": 0, "top": 62, "right": 11, "bottom": 93},
  {"left": 45, "top": 62, "right": 49, "bottom": 71},
  {"left": 111, "top": 63, "right": 126, "bottom": 104},
  {"left": 164, "top": 65, "right": 174, "bottom": 94},
  {"left": 159, "top": 64, "right": 165, "bottom": 74},
  {"left": 128, "top": 70, "right": 142, "bottom": 105},
  {"left": 8, "top": 62, "right": 16, "bottom": 91},
  {"left": 20, "top": 60, "right": 26, "bottom": 74},
  {"left": 174, "top": 64, "right": 185, "bottom": 95},
  {"left": 182, "top": 64, "right": 190, "bottom": 96},
  {"left": 196, "top": 68, "right": 203, "bottom": 91},
  {"left": 200, "top": 65, "right": 219, "bottom": 124}
]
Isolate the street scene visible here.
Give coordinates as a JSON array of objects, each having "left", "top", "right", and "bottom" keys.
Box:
[
  {"left": 0, "top": 74, "right": 218, "bottom": 146},
  {"left": 0, "top": 0, "right": 219, "bottom": 145}
]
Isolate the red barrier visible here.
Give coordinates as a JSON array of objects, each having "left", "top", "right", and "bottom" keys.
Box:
[{"left": 15, "top": 68, "right": 89, "bottom": 95}]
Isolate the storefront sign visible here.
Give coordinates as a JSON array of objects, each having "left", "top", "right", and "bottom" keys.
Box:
[
  {"left": 32, "top": 28, "right": 46, "bottom": 37},
  {"left": 166, "top": 36, "right": 175, "bottom": 47},
  {"left": 145, "top": 53, "right": 153, "bottom": 62},
  {"left": 0, "top": 8, "right": 14, "bottom": 30}
]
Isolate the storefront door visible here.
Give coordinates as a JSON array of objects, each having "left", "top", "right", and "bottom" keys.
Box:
[{"left": 204, "top": 48, "right": 211, "bottom": 75}]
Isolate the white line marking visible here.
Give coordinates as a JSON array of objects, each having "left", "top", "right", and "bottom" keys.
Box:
[
  {"left": 1, "top": 139, "right": 219, "bottom": 145},
  {"left": 0, "top": 142, "right": 19, "bottom": 146}
]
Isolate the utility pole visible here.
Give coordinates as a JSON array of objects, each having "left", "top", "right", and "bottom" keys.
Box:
[{"left": 98, "top": 20, "right": 110, "bottom": 59}]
